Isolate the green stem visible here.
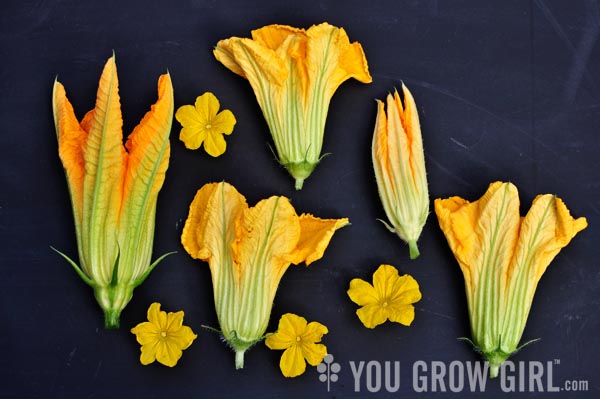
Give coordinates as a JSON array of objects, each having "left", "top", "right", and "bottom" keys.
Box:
[
  {"left": 104, "top": 309, "right": 121, "bottom": 329},
  {"left": 235, "top": 350, "right": 245, "bottom": 369},
  {"left": 408, "top": 240, "right": 420, "bottom": 259}
]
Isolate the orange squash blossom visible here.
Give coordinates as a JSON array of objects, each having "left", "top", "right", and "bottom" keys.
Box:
[{"left": 52, "top": 54, "right": 175, "bottom": 328}]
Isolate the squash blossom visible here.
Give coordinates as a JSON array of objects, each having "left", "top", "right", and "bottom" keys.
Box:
[
  {"left": 52, "top": 55, "right": 174, "bottom": 329},
  {"left": 181, "top": 182, "right": 348, "bottom": 369},
  {"left": 214, "top": 22, "right": 372, "bottom": 190},
  {"left": 372, "top": 85, "right": 429, "bottom": 259},
  {"left": 435, "top": 182, "right": 587, "bottom": 377}
]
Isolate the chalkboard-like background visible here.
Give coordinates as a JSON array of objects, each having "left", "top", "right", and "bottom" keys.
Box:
[{"left": 1, "top": 1, "right": 598, "bottom": 398}]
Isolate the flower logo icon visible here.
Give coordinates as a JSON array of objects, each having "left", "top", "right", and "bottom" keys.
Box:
[{"left": 317, "top": 354, "right": 341, "bottom": 391}]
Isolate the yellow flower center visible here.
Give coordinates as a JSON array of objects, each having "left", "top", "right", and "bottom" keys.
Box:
[
  {"left": 382, "top": 301, "right": 389, "bottom": 308},
  {"left": 296, "top": 336, "right": 301, "bottom": 342},
  {"left": 205, "top": 123, "right": 212, "bottom": 130},
  {"left": 160, "top": 331, "right": 167, "bottom": 338}
]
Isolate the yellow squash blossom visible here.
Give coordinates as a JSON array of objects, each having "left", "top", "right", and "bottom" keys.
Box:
[
  {"left": 52, "top": 55, "right": 174, "bottom": 328},
  {"left": 131, "top": 302, "right": 197, "bottom": 367},
  {"left": 181, "top": 182, "right": 348, "bottom": 368},
  {"left": 347, "top": 264, "right": 421, "bottom": 329},
  {"left": 176, "top": 92, "right": 236, "bottom": 157},
  {"left": 265, "top": 313, "right": 328, "bottom": 378},
  {"left": 435, "top": 182, "right": 587, "bottom": 377},
  {"left": 214, "top": 23, "right": 372, "bottom": 189},
  {"left": 372, "top": 85, "right": 429, "bottom": 259}
]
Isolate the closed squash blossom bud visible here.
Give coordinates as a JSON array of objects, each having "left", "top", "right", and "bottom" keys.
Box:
[{"left": 372, "top": 84, "right": 429, "bottom": 259}]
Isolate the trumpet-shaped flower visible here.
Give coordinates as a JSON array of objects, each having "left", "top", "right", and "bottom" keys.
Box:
[
  {"left": 347, "top": 264, "right": 421, "bottom": 329},
  {"left": 130, "top": 302, "right": 197, "bottom": 367},
  {"left": 372, "top": 85, "right": 429, "bottom": 259},
  {"left": 435, "top": 182, "right": 587, "bottom": 377},
  {"left": 214, "top": 23, "right": 372, "bottom": 189},
  {"left": 52, "top": 55, "right": 174, "bottom": 328},
  {"left": 176, "top": 92, "right": 236, "bottom": 157},
  {"left": 181, "top": 182, "right": 348, "bottom": 369},
  {"left": 265, "top": 313, "right": 328, "bottom": 377}
]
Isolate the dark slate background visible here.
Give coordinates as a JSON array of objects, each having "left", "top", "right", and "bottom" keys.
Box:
[{"left": 1, "top": 0, "right": 598, "bottom": 398}]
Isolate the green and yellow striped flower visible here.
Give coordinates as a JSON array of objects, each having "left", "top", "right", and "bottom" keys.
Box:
[
  {"left": 435, "top": 182, "right": 587, "bottom": 377},
  {"left": 181, "top": 182, "right": 348, "bottom": 368},
  {"left": 52, "top": 55, "right": 174, "bottom": 328},
  {"left": 214, "top": 23, "right": 372, "bottom": 189}
]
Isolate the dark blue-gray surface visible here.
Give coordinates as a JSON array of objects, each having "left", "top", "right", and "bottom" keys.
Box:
[{"left": 1, "top": 0, "right": 598, "bottom": 398}]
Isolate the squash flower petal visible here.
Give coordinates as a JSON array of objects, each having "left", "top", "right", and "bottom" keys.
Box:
[
  {"left": 52, "top": 54, "right": 174, "bottom": 328},
  {"left": 434, "top": 182, "right": 587, "bottom": 377},
  {"left": 372, "top": 85, "right": 429, "bottom": 259},
  {"left": 214, "top": 22, "right": 372, "bottom": 190},
  {"left": 347, "top": 264, "right": 422, "bottom": 329},
  {"left": 181, "top": 182, "right": 348, "bottom": 369},
  {"left": 265, "top": 313, "right": 328, "bottom": 378}
]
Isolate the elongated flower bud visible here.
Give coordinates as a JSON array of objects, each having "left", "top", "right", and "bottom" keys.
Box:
[
  {"left": 372, "top": 85, "right": 429, "bottom": 259},
  {"left": 52, "top": 55, "right": 174, "bottom": 328}
]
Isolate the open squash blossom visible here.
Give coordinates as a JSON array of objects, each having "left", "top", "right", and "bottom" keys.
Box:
[
  {"left": 52, "top": 55, "right": 175, "bottom": 328},
  {"left": 131, "top": 302, "right": 197, "bottom": 367},
  {"left": 181, "top": 182, "right": 348, "bottom": 369},
  {"left": 214, "top": 22, "right": 372, "bottom": 190},
  {"left": 265, "top": 313, "right": 328, "bottom": 378},
  {"left": 435, "top": 182, "right": 587, "bottom": 377},
  {"left": 175, "top": 92, "right": 236, "bottom": 157},
  {"left": 373, "top": 85, "right": 429, "bottom": 259},
  {"left": 347, "top": 264, "right": 421, "bottom": 329}
]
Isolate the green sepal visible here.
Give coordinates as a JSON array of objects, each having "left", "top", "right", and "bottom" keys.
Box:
[
  {"left": 283, "top": 160, "right": 318, "bottom": 190},
  {"left": 50, "top": 246, "right": 95, "bottom": 287},
  {"left": 109, "top": 248, "right": 121, "bottom": 287},
  {"left": 133, "top": 251, "right": 176, "bottom": 287},
  {"left": 408, "top": 240, "right": 420, "bottom": 259}
]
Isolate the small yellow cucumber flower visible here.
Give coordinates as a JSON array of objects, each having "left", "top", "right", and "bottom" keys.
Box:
[
  {"left": 131, "top": 303, "right": 197, "bottom": 367},
  {"left": 176, "top": 92, "right": 236, "bottom": 157},
  {"left": 214, "top": 22, "right": 372, "bottom": 190},
  {"left": 52, "top": 55, "right": 174, "bottom": 329},
  {"left": 181, "top": 182, "right": 348, "bottom": 369},
  {"left": 435, "top": 182, "right": 587, "bottom": 377},
  {"left": 372, "top": 85, "right": 429, "bottom": 259},
  {"left": 265, "top": 313, "right": 328, "bottom": 378},
  {"left": 348, "top": 264, "right": 421, "bottom": 329}
]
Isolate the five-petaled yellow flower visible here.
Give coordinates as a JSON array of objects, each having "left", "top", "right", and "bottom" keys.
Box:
[
  {"left": 373, "top": 85, "right": 429, "bottom": 259},
  {"left": 214, "top": 22, "right": 372, "bottom": 189},
  {"left": 52, "top": 54, "right": 174, "bottom": 329},
  {"left": 131, "top": 302, "right": 197, "bottom": 367},
  {"left": 435, "top": 182, "right": 587, "bottom": 377},
  {"left": 265, "top": 313, "right": 328, "bottom": 378},
  {"left": 176, "top": 92, "right": 236, "bottom": 157},
  {"left": 347, "top": 264, "right": 422, "bottom": 329},
  {"left": 181, "top": 182, "right": 348, "bottom": 369}
]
